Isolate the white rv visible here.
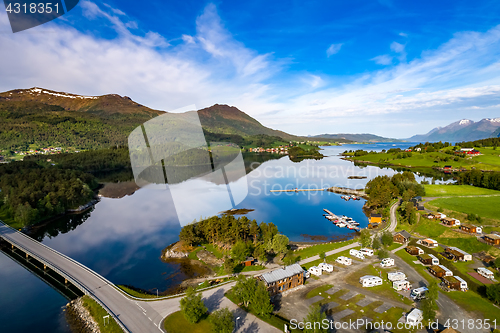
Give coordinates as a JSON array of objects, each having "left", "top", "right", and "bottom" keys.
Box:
[
  {"left": 359, "top": 275, "right": 383, "bottom": 287},
  {"left": 438, "top": 265, "right": 453, "bottom": 277},
  {"left": 410, "top": 287, "right": 428, "bottom": 300},
  {"left": 406, "top": 309, "right": 423, "bottom": 326},
  {"left": 308, "top": 266, "right": 322, "bottom": 276},
  {"left": 360, "top": 248, "right": 374, "bottom": 257},
  {"left": 393, "top": 280, "right": 411, "bottom": 291},
  {"left": 455, "top": 276, "right": 468, "bottom": 291},
  {"left": 336, "top": 256, "right": 352, "bottom": 266},
  {"left": 429, "top": 254, "right": 439, "bottom": 265},
  {"left": 415, "top": 247, "right": 424, "bottom": 255},
  {"left": 387, "top": 271, "right": 406, "bottom": 282},
  {"left": 477, "top": 267, "right": 495, "bottom": 280},
  {"left": 380, "top": 258, "right": 395, "bottom": 267},
  {"left": 452, "top": 218, "right": 461, "bottom": 226},
  {"left": 349, "top": 249, "right": 365, "bottom": 259},
  {"left": 476, "top": 226, "right": 483, "bottom": 234},
  {"left": 318, "top": 262, "right": 334, "bottom": 273}
]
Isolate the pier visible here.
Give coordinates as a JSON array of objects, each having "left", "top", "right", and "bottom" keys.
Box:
[
  {"left": 270, "top": 188, "right": 326, "bottom": 192},
  {"left": 323, "top": 209, "right": 361, "bottom": 231}
]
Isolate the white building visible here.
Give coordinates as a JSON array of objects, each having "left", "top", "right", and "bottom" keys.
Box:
[{"left": 359, "top": 275, "right": 383, "bottom": 287}]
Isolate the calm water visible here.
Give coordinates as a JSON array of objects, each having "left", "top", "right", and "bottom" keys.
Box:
[{"left": 0, "top": 142, "right": 449, "bottom": 332}]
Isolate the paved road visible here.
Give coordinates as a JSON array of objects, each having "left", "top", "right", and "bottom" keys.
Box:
[
  {"left": 387, "top": 200, "right": 400, "bottom": 233},
  {"left": 298, "top": 242, "right": 360, "bottom": 265},
  {"left": 0, "top": 221, "right": 279, "bottom": 333}
]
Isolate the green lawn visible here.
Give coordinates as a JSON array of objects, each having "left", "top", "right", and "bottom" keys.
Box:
[
  {"left": 163, "top": 311, "right": 213, "bottom": 333},
  {"left": 410, "top": 217, "right": 448, "bottom": 238},
  {"left": 435, "top": 236, "right": 491, "bottom": 254},
  {"left": 424, "top": 185, "right": 500, "bottom": 197},
  {"left": 235, "top": 264, "right": 266, "bottom": 273},
  {"left": 305, "top": 284, "right": 333, "bottom": 299},
  {"left": 428, "top": 196, "right": 500, "bottom": 221},
  {"left": 293, "top": 239, "right": 357, "bottom": 260},
  {"left": 81, "top": 296, "right": 123, "bottom": 333},
  {"left": 116, "top": 285, "right": 158, "bottom": 299}
]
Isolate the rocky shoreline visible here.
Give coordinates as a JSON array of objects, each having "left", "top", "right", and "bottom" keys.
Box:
[{"left": 65, "top": 297, "right": 100, "bottom": 333}]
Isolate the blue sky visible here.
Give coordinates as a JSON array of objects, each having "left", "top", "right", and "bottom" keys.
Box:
[{"left": 1, "top": 0, "right": 500, "bottom": 138}]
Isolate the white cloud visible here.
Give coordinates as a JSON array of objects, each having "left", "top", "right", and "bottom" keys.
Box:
[
  {"left": 371, "top": 54, "right": 393, "bottom": 65},
  {"left": 326, "top": 43, "right": 343, "bottom": 57},
  {"left": 399, "top": 32, "right": 408, "bottom": 37}
]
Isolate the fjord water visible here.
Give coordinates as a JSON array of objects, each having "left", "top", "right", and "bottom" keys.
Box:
[{"left": 0, "top": 143, "right": 432, "bottom": 332}]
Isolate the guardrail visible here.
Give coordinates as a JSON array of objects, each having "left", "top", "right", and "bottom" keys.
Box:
[{"left": 0, "top": 220, "right": 130, "bottom": 333}]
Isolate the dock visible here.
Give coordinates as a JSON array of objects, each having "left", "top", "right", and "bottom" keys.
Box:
[
  {"left": 323, "top": 208, "right": 361, "bottom": 231},
  {"left": 270, "top": 188, "right": 326, "bottom": 192}
]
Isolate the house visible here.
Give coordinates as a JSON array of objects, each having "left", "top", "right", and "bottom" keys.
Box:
[
  {"left": 416, "top": 204, "right": 425, "bottom": 211},
  {"left": 445, "top": 247, "right": 472, "bottom": 261},
  {"left": 484, "top": 234, "right": 500, "bottom": 245},
  {"left": 461, "top": 224, "right": 482, "bottom": 234},
  {"left": 428, "top": 265, "right": 453, "bottom": 278},
  {"left": 394, "top": 230, "right": 411, "bottom": 244},
  {"left": 443, "top": 165, "right": 452, "bottom": 171},
  {"left": 420, "top": 238, "right": 438, "bottom": 248},
  {"left": 441, "top": 276, "right": 461, "bottom": 291},
  {"left": 434, "top": 213, "right": 447, "bottom": 219},
  {"left": 258, "top": 264, "right": 305, "bottom": 296},
  {"left": 406, "top": 246, "right": 424, "bottom": 256},
  {"left": 359, "top": 275, "right": 383, "bottom": 287},
  {"left": 242, "top": 257, "right": 255, "bottom": 266},
  {"left": 369, "top": 213, "right": 382, "bottom": 224},
  {"left": 418, "top": 254, "right": 439, "bottom": 266},
  {"left": 441, "top": 217, "right": 457, "bottom": 226},
  {"left": 477, "top": 267, "right": 495, "bottom": 280}
]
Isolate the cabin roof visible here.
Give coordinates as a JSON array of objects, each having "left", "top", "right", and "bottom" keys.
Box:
[
  {"left": 371, "top": 213, "right": 382, "bottom": 217},
  {"left": 396, "top": 230, "right": 411, "bottom": 239},
  {"left": 259, "top": 264, "right": 303, "bottom": 284},
  {"left": 486, "top": 234, "right": 500, "bottom": 240}
]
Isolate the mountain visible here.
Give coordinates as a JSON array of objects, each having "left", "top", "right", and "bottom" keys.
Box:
[
  {"left": 311, "top": 133, "right": 402, "bottom": 143},
  {"left": 408, "top": 118, "right": 500, "bottom": 142},
  {"left": 492, "top": 127, "right": 500, "bottom": 138},
  {"left": 0, "top": 87, "right": 302, "bottom": 150}
]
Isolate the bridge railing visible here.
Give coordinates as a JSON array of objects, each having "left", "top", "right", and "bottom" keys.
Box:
[{"left": 0, "top": 221, "right": 130, "bottom": 333}]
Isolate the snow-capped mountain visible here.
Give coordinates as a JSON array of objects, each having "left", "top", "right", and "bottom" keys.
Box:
[{"left": 408, "top": 118, "right": 500, "bottom": 142}]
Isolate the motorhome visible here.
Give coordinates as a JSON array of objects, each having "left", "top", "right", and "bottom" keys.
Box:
[
  {"left": 410, "top": 287, "right": 428, "bottom": 300},
  {"left": 359, "top": 275, "right": 383, "bottom": 287},
  {"left": 387, "top": 272, "right": 406, "bottom": 282},
  {"left": 393, "top": 280, "right": 411, "bottom": 291},
  {"left": 360, "top": 248, "right": 374, "bottom": 257},
  {"left": 318, "top": 262, "right": 334, "bottom": 273},
  {"left": 308, "top": 266, "right": 322, "bottom": 276},
  {"left": 477, "top": 267, "right": 495, "bottom": 280},
  {"left": 336, "top": 256, "right": 352, "bottom": 266},
  {"left": 455, "top": 276, "right": 468, "bottom": 291},
  {"left": 349, "top": 249, "right": 365, "bottom": 259},
  {"left": 406, "top": 309, "right": 424, "bottom": 326},
  {"left": 380, "top": 258, "right": 394, "bottom": 267}
]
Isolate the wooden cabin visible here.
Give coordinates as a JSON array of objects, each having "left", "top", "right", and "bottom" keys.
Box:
[
  {"left": 258, "top": 263, "right": 304, "bottom": 296},
  {"left": 445, "top": 247, "right": 472, "bottom": 261},
  {"left": 484, "top": 234, "right": 500, "bottom": 246},
  {"left": 369, "top": 213, "right": 382, "bottom": 224},
  {"left": 442, "top": 217, "right": 456, "bottom": 226},
  {"left": 394, "top": 230, "right": 411, "bottom": 244},
  {"left": 441, "top": 276, "right": 461, "bottom": 291},
  {"left": 406, "top": 245, "right": 423, "bottom": 256},
  {"left": 420, "top": 238, "right": 438, "bottom": 248},
  {"left": 242, "top": 257, "right": 255, "bottom": 266},
  {"left": 418, "top": 254, "right": 439, "bottom": 266},
  {"left": 428, "top": 265, "right": 453, "bottom": 278},
  {"left": 461, "top": 224, "right": 477, "bottom": 234}
]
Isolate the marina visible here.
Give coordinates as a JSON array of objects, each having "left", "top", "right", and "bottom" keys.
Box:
[
  {"left": 270, "top": 188, "right": 326, "bottom": 192},
  {"left": 323, "top": 209, "right": 361, "bottom": 231}
]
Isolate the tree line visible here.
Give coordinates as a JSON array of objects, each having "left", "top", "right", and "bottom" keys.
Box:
[{"left": 456, "top": 169, "right": 500, "bottom": 191}]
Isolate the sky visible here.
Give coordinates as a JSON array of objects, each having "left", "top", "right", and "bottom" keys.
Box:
[{"left": 1, "top": 0, "right": 500, "bottom": 138}]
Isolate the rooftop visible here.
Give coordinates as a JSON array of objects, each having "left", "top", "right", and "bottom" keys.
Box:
[
  {"left": 259, "top": 263, "right": 304, "bottom": 284},
  {"left": 485, "top": 234, "right": 500, "bottom": 240},
  {"left": 396, "top": 230, "right": 411, "bottom": 239}
]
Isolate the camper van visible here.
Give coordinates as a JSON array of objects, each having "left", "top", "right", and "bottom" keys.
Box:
[
  {"left": 360, "top": 248, "right": 374, "bottom": 257},
  {"left": 429, "top": 254, "right": 439, "bottom": 265},
  {"left": 438, "top": 265, "right": 453, "bottom": 277},
  {"left": 387, "top": 272, "right": 406, "bottom": 282},
  {"left": 393, "top": 280, "right": 411, "bottom": 291},
  {"left": 380, "top": 258, "right": 395, "bottom": 267},
  {"left": 410, "top": 287, "right": 428, "bottom": 300},
  {"left": 336, "top": 256, "right": 352, "bottom": 266},
  {"left": 359, "top": 275, "right": 383, "bottom": 287},
  {"left": 318, "top": 262, "right": 334, "bottom": 273},
  {"left": 406, "top": 308, "right": 423, "bottom": 326},
  {"left": 349, "top": 249, "right": 365, "bottom": 259},
  {"left": 477, "top": 267, "right": 495, "bottom": 280},
  {"left": 308, "top": 266, "right": 322, "bottom": 276}
]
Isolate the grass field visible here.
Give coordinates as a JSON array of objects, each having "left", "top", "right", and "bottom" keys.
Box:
[
  {"left": 424, "top": 185, "right": 500, "bottom": 197},
  {"left": 81, "top": 296, "right": 123, "bottom": 333},
  {"left": 116, "top": 285, "right": 158, "bottom": 299},
  {"left": 293, "top": 239, "right": 357, "bottom": 261},
  {"left": 163, "top": 311, "right": 213, "bottom": 333},
  {"left": 427, "top": 196, "right": 500, "bottom": 221}
]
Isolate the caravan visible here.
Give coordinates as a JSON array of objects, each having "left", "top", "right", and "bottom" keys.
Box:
[
  {"left": 336, "top": 256, "right": 352, "bottom": 266},
  {"left": 478, "top": 267, "right": 495, "bottom": 280},
  {"left": 318, "top": 262, "right": 334, "bottom": 273},
  {"left": 406, "top": 309, "right": 423, "bottom": 326},
  {"left": 380, "top": 258, "right": 395, "bottom": 267},
  {"left": 308, "top": 266, "right": 322, "bottom": 276},
  {"left": 393, "top": 280, "right": 411, "bottom": 291},
  {"left": 455, "top": 276, "right": 468, "bottom": 291},
  {"left": 359, "top": 275, "right": 383, "bottom": 287},
  {"left": 360, "top": 248, "right": 374, "bottom": 257},
  {"left": 387, "top": 272, "right": 406, "bottom": 282},
  {"left": 349, "top": 249, "right": 365, "bottom": 260}
]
